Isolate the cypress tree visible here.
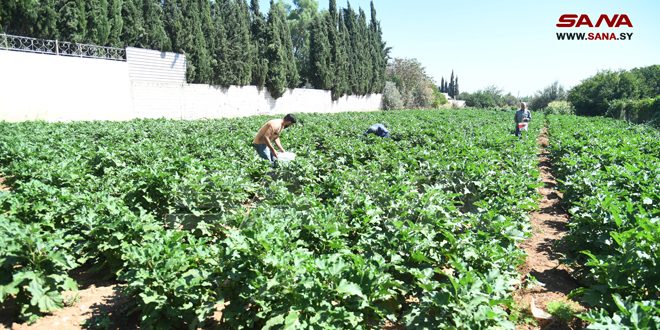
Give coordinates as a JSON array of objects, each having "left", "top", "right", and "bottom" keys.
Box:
[
  {"left": 342, "top": 4, "right": 358, "bottom": 94},
  {"left": 215, "top": 0, "right": 252, "bottom": 86},
  {"left": 209, "top": 0, "right": 227, "bottom": 85},
  {"left": 368, "top": 1, "right": 384, "bottom": 93},
  {"left": 163, "top": 0, "right": 186, "bottom": 52},
  {"left": 107, "top": 0, "right": 124, "bottom": 47},
  {"left": 279, "top": 4, "right": 298, "bottom": 88},
  {"left": 57, "top": 0, "right": 87, "bottom": 43},
  {"left": 36, "top": 0, "right": 59, "bottom": 39},
  {"left": 440, "top": 78, "right": 445, "bottom": 93},
  {"left": 449, "top": 70, "right": 455, "bottom": 98},
  {"left": 142, "top": 0, "right": 170, "bottom": 50},
  {"left": 86, "top": 0, "right": 110, "bottom": 45},
  {"left": 332, "top": 8, "right": 349, "bottom": 100},
  {"left": 0, "top": 0, "right": 38, "bottom": 37},
  {"left": 454, "top": 76, "right": 459, "bottom": 98},
  {"left": 120, "top": 0, "right": 145, "bottom": 47},
  {"left": 288, "top": 0, "right": 318, "bottom": 87},
  {"left": 265, "top": 0, "right": 287, "bottom": 98},
  {"left": 249, "top": 0, "right": 268, "bottom": 87},
  {"left": 357, "top": 8, "right": 371, "bottom": 95},
  {"left": 308, "top": 14, "right": 332, "bottom": 90},
  {"left": 189, "top": 0, "right": 212, "bottom": 83}
]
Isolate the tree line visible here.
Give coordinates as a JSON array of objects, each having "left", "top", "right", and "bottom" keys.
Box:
[
  {"left": 439, "top": 71, "right": 458, "bottom": 99},
  {"left": 0, "top": 0, "right": 388, "bottom": 99}
]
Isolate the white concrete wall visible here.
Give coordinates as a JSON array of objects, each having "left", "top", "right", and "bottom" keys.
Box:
[
  {"left": 0, "top": 49, "right": 382, "bottom": 122},
  {"left": 0, "top": 50, "right": 133, "bottom": 122}
]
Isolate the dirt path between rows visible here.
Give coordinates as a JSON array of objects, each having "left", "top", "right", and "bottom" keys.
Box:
[{"left": 514, "top": 126, "right": 586, "bottom": 329}]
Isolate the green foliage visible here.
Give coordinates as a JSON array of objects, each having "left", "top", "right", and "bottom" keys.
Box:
[
  {"left": 529, "top": 81, "right": 566, "bottom": 111},
  {"left": 548, "top": 115, "right": 659, "bottom": 326},
  {"left": 606, "top": 96, "right": 660, "bottom": 126},
  {"left": 0, "top": 110, "right": 543, "bottom": 327},
  {"left": 0, "top": 0, "right": 387, "bottom": 97},
  {"left": 546, "top": 301, "right": 577, "bottom": 322},
  {"left": 265, "top": 0, "right": 289, "bottom": 98},
  {"left": 567, "top": 65, "right": 659, "bottom": 119},
  {"left": 460, "top": 86, "right": 518, "bottom": 108},
  {"left": 386, "top": 58, "right": 436, "bottom": 108},
  {"left": 382, "top": 81, "right": 403, "bottom": 110},
  {"left": 432, "top": 85, "right": 448, "bottom": 108},
  {"left": 120, "top": 0, "right": 145, "bottom": 47},
  {"left": 287, "top": 0, "right": 318, "bottom": 87},
  {"left": 249, "top": 0, "right": 268, "bottom": 88},
  {"left": 141, "top": 0, "right": 171, "bottom": 51},
  {"left": 107, "top": 0, "right": 123, "bottom": 47},
  {"left": 543, "top": 100, "right": 574, "bottom": 115},
  {"left": 85, "top": 0, "right": 110, "bottom": 45},
  {"left": 56, "top": 0, "right": 87, "bottom": 43},
  {"left": 212, "top": 0, "right": 253, "bottom": 86},
  {"left": 309, "top": 13, "right": 333, "bottom": 90}
]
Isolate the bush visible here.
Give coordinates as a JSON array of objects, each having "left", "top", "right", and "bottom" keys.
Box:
[
  {"left": 382, "top": 81, "right": 404, "bottom": 110},
  {"left": 568, "top": 65, "right": 659, "bottom": 117},
  {"left": 543, "top": 100, "right": 574, "bottom": 115},
  {"left": 529, "top": 81, "right": 566, "bottom": 110},
  {"left": 606, "top": 96, "right": 660, "bottom": 125},
  {"left": 432, "top": 87, "right": 448, "bottom": 108}
]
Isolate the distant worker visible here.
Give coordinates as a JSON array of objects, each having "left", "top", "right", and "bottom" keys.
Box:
[
  {"left": 364, "top": 123, "right": 390, "bottom": 138},
  {"left": 514, "top": 102, "right": 532, "bottom": 137},
  {"left": 253, "top": 114, "right": 297, "bottom": 162}
]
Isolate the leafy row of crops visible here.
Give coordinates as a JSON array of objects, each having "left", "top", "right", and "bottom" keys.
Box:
[
  {"left": 547, "top": 115, "right": 659, "bottom": 328},
  {"left": 0, "top": 110, "right": 542, "bottom": 328}
]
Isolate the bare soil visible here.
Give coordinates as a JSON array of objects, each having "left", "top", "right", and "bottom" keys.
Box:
[
  {"left": 0, "top": 285, "right": 133, "bottom": 330},
  {"left": 514, "top": 127, "right": 586, "bottom": 329}
]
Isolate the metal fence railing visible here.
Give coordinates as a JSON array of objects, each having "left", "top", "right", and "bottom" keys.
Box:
[{"left": 0, "top": 33, "right": 126, "bottom": 61}]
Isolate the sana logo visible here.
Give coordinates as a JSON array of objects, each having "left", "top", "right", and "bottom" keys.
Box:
[{"left": 556, "top": 14, "right": 633, "bottom": 28}]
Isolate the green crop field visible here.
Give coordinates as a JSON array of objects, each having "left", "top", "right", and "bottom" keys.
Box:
[{"left": 0, "top": 109, "right": 657, "bottom": 328}]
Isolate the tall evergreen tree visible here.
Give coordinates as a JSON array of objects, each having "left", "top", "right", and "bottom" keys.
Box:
[
  {"left": 249, "top": 0, "right": 268, "bottom": 87},
  {"left": 449, "top": 70, "right": 455, "bottom": 98},
  {"left": 209, "top": 0, "right": 227, "bottom": 85},
  {"left": 0, "top": 0, "right": 39, "bottom": 37},
  {"left": 35, "top": 0, "right": 59, "bottom": 39},
  {"left": 287, "top": 0, "right": 318, "bottom": 87},
  {"left": 368, "top": 0, "right": 385, "bottom": 93},
  {"left": 454, "top": 76, "right": 459, "bottom": 98},
  {"left": 120, "top": 0, "right": 145, "bottom": 47},
  {"left": 214, "top": 0, "right": 252, "bottom": 86},
  {"left": 142, "top": 0, "right": 170, "bottom": 50},
  {"left": 440, "top": 77, "right": 445, "bottom": 93},
  {"left": 107, "top": 0, "right": 124, "bottom": 47},
  {"left": 342, "top": 4, "right": 358, "bottom": 94},
  {"left": 57, "top": 0, "right": 88, "bottom": 43},
  {"left": 86, "top": 0, "right": 110, "bottom": 45},
  {"left": 163, "top": 0, "right": 186, "bottom": 52},
  {"left": 357, "top": 8, "right": 371, "bottom": 95},
  {"left": 332, "top": 8, "right": 349, "bottom": 100},
  {"left": 265, "top": 0, "right": 288, "bottom": 98},
  {"left": 187, "top": 0, "right": 212, "bottom": 82},
  {"left": 279, "top": 4, "right": 298, "bottom": 88},
  {"left": 308, "top": 13, "right": 332, "bottom": 90}
]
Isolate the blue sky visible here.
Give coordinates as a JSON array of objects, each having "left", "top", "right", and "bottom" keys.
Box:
[{"left": 262, "top": 0, "right": 660, "bottom": 96}]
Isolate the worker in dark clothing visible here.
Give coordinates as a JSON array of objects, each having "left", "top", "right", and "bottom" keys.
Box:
[{"left": 364, "top": 123, "right": 390, "bottom": 138}]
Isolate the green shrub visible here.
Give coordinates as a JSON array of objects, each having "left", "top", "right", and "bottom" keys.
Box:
[
  {"left": 382, "top": 81, "right": 404, "bottom": 110},
  {"left": 606, "top": 96, "right": 660, "bottom": 125},
  {"left": 543, "top": 100, "right": 574, "bottom": 115}
]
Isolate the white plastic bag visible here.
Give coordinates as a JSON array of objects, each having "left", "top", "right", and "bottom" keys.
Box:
[{"left": 278, "top": 152, "right": 296, "bottom": 161}]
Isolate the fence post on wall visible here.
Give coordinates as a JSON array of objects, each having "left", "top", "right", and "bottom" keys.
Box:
[
  {"left": 55, "top": 40, "right": 59, "bottom": 55},
  {"left": 1, "top": 33, "right": 7, "bottom": 49}
]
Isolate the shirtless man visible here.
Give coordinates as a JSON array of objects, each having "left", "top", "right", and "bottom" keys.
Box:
[{"left": 253, "top": 114, "right": 297, "bottom": 162}]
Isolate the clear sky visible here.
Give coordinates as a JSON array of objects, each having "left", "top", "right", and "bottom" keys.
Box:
[{"left": 261, "top": 0, "right": 660, "bottom": 96}]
